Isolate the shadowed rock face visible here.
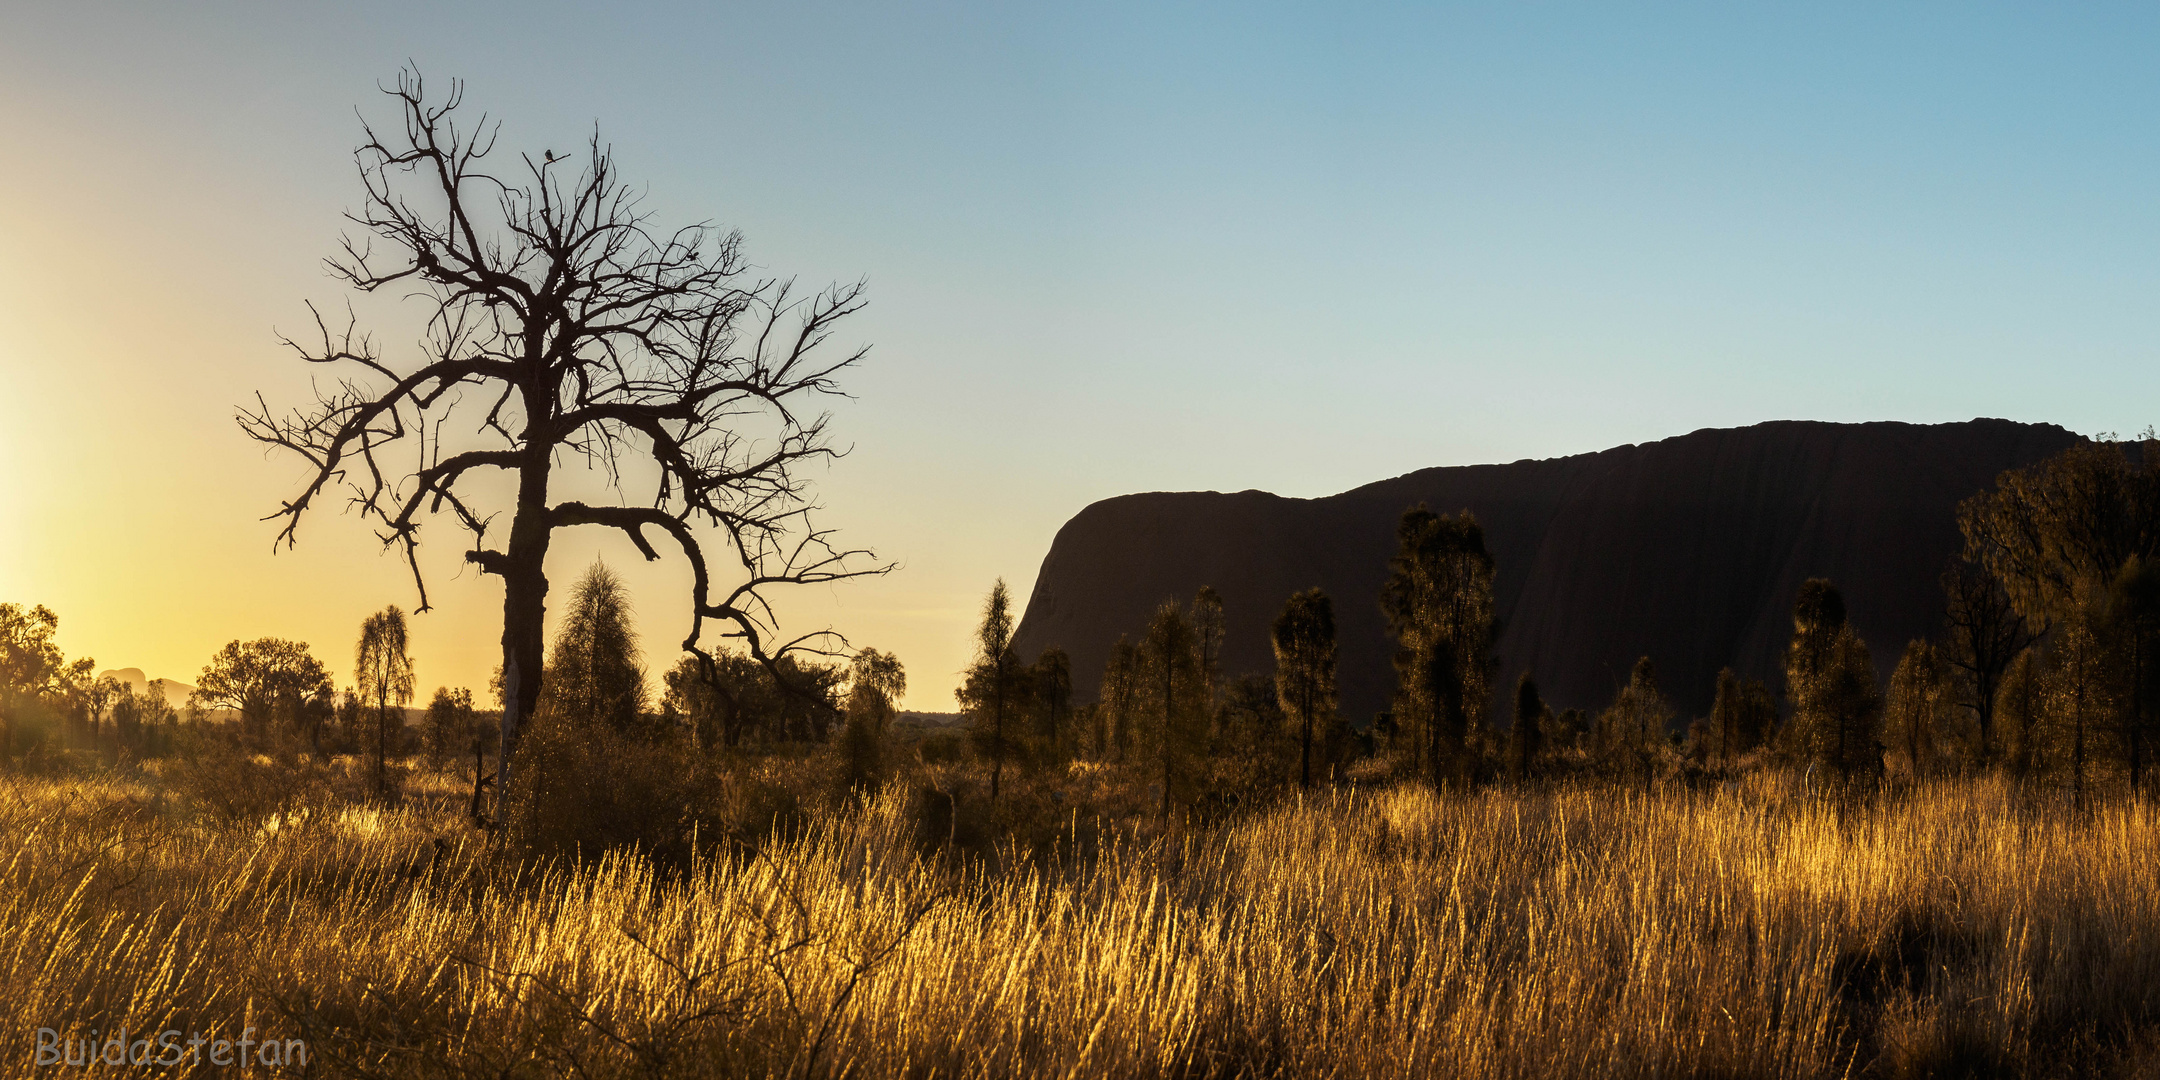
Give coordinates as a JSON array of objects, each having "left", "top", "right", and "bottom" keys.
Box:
[{"left": 1011, "top": 419, "right": 2081, "bottom": 725}]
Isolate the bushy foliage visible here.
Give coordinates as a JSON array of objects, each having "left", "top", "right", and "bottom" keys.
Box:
[
  {"left": 663, "top": 650, "right": 844, "bottom": 749},
  {"left": 191, "top": 637, "right": 334, "bottom": 740},
  {"left": 1883, "top": 639, "right": 1967, "bottom": 778},
  {"left": 1783, "top": 579, "right": 1884, "bottom": 779},
  {"left": 840, "top": 648, "right": 905, "bottom": 793},
  {"left": 1596, "top": 657, "right": 1672, "bottom": 781},
  {"left": 1702, "top": 667, "right": 1776, "bottom": 767},
  {"left": 424, "top": 686, "right": 478, "bottom": 769},
  {"left": 538, "top": 564, "right": 646, "bottom": 735},
  {"left": 1381, "top": 507, "right": 1497, "bottom": 789}
]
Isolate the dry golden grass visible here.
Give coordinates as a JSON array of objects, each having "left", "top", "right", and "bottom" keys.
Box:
[{"left": 4, "top": 762, "right": 2157, "bottom": 1078}]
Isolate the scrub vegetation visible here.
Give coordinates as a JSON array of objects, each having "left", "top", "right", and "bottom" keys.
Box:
[{"left": 5, "top": 69, "right": 2158, "bottom": 1078}]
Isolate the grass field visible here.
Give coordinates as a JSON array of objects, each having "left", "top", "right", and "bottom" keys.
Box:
[{"left": 4, "top": 759, "right": 2157, "bottom": 1078}]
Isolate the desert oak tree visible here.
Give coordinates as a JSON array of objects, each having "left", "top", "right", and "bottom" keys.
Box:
[{"left": 241, "top": 71, "right": 886, "bottom": 787}]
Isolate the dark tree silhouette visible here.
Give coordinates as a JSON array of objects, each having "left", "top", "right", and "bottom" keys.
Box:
[
  {"left": 1507, "top": 672, "right": 1545, "bottom": 782},
  {"left": 539, "top": 562, "right": 646, "bottom": 733},
  {"left": 1095, "top": 635, "right": 1140, "bottom": 762},
  {"left": 1993, "top": 648, "right": 2043, "bottom": 777},
  {"left": 1958, "top": 435, "right": 2160, "bottom": 626},
  {"left": 2107, "top": 557, "right": 2160, "bottom": 795},
  {"left": 1706, "top": 668, "right": 1775, "bottom": 766},
  {"left": 1940, "top": 557, "right": 2035, "bottom": 754},
  {"left": 0, "top": 603, "right": 91, "bottom": 755},
  {"left": 193, "top": 638, "right": 334, "bottom": 741},
  {"left": 1783, "top": 579, "right": 1882, "bottom": 779},
  {"left": 425, "top": 685, "right": 476, "bottom": 769},
  {"left": 1032, "top": 647, "right": 1073, "bottom": 751},
  {"left": 840, "top": 647, "right": 905, "bottom": 792},
  {"left": 960, "top": 580, "right": 1025, "bottom": 799},
  {"left": 241, "top": 69, "right": 886, "bottom": 791},
  {"left": 1191, "top": 586, "right": 1225, "bottom": 712},
  {"left": 1381, "top": 507, "right": 1496, "bottom": 790},
  {"left": 1958, "top": 435, "right": 2160, "bottom": 800},
  {"left": 357, "top": 606, "right": 416, "bottom": 794},
  {"left": 1138, "top": 599, "right": 1207, "bottom": 821},
  {"left": 1595, "top": 657, "right": 1670, "bottom": 780},
  {"left": 1882, "top": 638, "right": 1955, "bottom": 779},
  {"left": 1270, "top": 588, "right": 1337, "bottom": 789}
]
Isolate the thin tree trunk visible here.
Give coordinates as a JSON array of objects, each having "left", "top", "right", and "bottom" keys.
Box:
[
  {"left": 2132, "top": 632, "right": 2145, "bottom": 798},
  {"left": 1161, "top": 657, "right": 1174, "bottom": 822},
  {"left": 376, "top": 692, "right": 388, "bottom": 796},
  {"left": 470, "top": 735, "right": 491, "bottom": 827},
  {"left": 1299, "top": 679, "right": 1313, "bottom": 790},
  {"left": 2074, "top": 646, "right": 2088, "bottom": 812}
]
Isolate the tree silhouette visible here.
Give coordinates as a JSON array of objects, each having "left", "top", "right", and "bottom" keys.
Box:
[
  {"left": 0, "top": 603, "right": 89, "bottom": 755},
  {"left": 425, "top": 685, "right": 476, "bottom": 770},
  {"left": 661, "top": 649, "right": 833, "bottom": 749},
  {"left": 1959, "top": 436, "right": 2160, "bottom": 799},
  {"left": 193, "top": 638, "right": 334, "bottom": 743},
  {"left": 1031, "top": 647, "right": 1073, "bottom": 755},
  {"left": 1095, "top": 636, "right": 1140, "bottom": 762},
  {"left": 2105, "top": 557, "right": 2160, "bottom": 795},
  {"left": 74, "top": 675, "right": 118, "bottom": 750},
  {"left": 1958, "top": 435, "right": 2160, "bottom": 626},
  {"left": 1507, "top": 672, "right": 1546, "bottom": 783},
  {"left": 540, "top": 562, "right": 646, "bottom": 734},
  {"left": 1940, "top": 557, "right": 2035, "bottom": 754},
  {"left": 1706, "top": 668, "right": 1775, "bottom": 767},
  {"left": 241, "top": 69, "right": 886, "bottom": 791},
  {"left": 1270, "top": 588, "right": 1337, "bottom": 789},
  {"left": 840, "top": 647, "right": 905, "bottom": 791},
  {"left": 1883, "top": 639, "right": 1956, "bottom": 779},
  {"left": 1138, "top": 600, "right": 1207, "bottom": 821},
  {"left": 112, "top": 681, "right": 178, "bottom": 756},
  {"left": 357, "top": 606, "right": 416, "bottom": 795},
  {"left": 1381, "top": 507, "right": 1497, "bottom": 790},
  {"left": 1993, "top": 648, "right": 2042, "bottom": 777},
  {"left": 1596, "top": 657, "right": 1670, "bottom": 781},
  {"left": 1783, "top": 580, "right": 1881, "bottom": 779},
  {"left": 960, "top": 580, "right": 1025, "bottom": 799},
  {"left": 1191, "top": 586, "right": 1225, "bottom": 714}
]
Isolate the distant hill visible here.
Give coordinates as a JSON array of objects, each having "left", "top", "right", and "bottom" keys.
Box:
[
  {"left": 896, "top": 711, "right": 965, "bottom": 728},
  {"left": 95, "top": 668, "right": 195, "bottom": 710},
  {"left": 1010, "top": 419, "right": 2082, "bottom": 725}
]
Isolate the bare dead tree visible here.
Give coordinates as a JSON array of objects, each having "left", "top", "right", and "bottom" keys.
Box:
[{"left": 241, "top": 68, "right": 889, "bottom": 793}]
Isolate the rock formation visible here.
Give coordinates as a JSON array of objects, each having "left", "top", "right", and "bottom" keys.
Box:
[{"left": 1010, "top": 419, "right": 2080, "bottom": 724}]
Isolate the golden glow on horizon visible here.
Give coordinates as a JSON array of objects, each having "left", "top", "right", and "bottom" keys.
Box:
[{"left": 0, "top": 221, "right": 973, "bottom": 713}]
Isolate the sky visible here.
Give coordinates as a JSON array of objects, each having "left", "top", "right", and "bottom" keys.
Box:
[{"left": 2, "top": 3, "right": 2157, "bottom": 710}]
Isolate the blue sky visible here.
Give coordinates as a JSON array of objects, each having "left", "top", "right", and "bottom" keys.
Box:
[{"left": 2, "top": 2, "right": 2155, "bottom": 705}]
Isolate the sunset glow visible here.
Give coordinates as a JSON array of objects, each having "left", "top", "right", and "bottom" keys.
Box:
[{"left": 5, "top": 3, "right": 2159, "bottom": 709}]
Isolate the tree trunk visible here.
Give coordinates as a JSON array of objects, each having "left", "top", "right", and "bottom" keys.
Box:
[
  {"left": 2131, "top": 633, "right": 2145, "bottom": 798},
  {"left": 470, "top": 735, "right": 492, "bottom": 827},
  {"left": 1906, "top": 697, "right": 1920, "bottom": 780},
  {"left": 2073, "top": 653, "right": 2088, "bottom": 813},
  {"left": 1160, "top": 658, "right": 1173, "bottom": 822},
  {"left": 495, "top": 448, "right": 555, "bottom": 797},
  {"left": 991, "top": 673, "right": 1003, "bottom": 800},
  {"left": 375, "top": 692, "right": 387, "bottom": 795},
  {"left": 1300, "top": 680, "right": 1313, "bottom": 790}
]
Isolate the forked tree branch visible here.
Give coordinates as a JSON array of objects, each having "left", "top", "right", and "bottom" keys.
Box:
[{"left": 246, "top": 64, "right": 888, "bottom": 693}]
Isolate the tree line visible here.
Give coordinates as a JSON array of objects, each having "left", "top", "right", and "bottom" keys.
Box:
[
  {"left": 945, "top": 432, "right": 2160, "bottom": 808},
  {"left": 6, "top": 433, "right": 2148, "bottom": 833}
]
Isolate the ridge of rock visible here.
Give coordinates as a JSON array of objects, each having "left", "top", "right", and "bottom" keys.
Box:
[{"left": 1010, "top": 419, "right": 2082, "bottom": 722}]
